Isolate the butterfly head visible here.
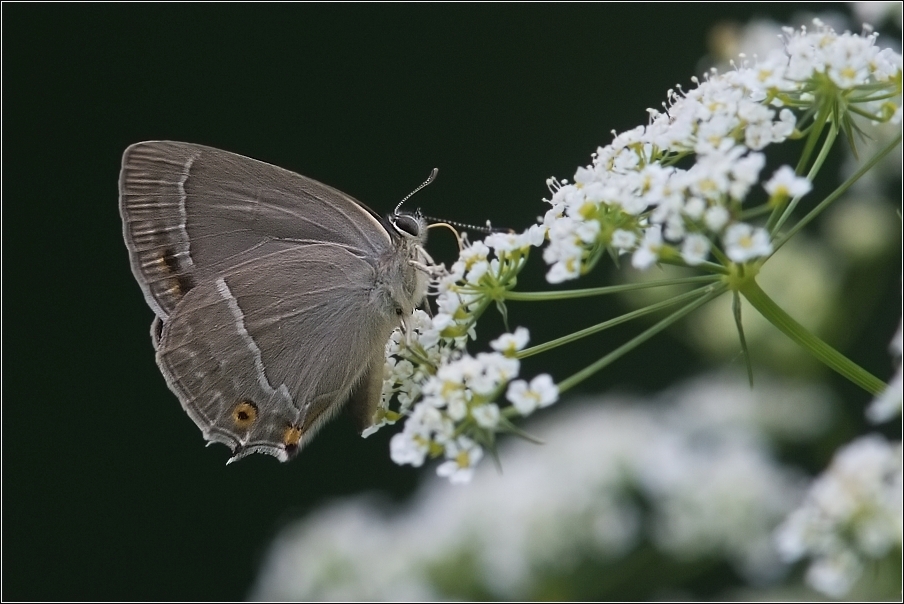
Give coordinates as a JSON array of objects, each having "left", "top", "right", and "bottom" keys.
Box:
[
  {"left": 389, "top": 210, "right": 428, "bottom": 244},
  {"left": 388, "top": 168, "right": 436, "bottom": 246}
]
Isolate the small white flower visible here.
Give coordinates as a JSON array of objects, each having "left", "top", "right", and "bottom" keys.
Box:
[
  {"left": 465, "top": 259, "right": 489, "bottom": 283},
  {"left": 575, "top": 218, "right": 601, "bottom": 244},
  {"left": 459, "top": 240, "right": 490, "bottom": 263},
  {"left": 436, "top": 436, "right": 484, "bottom": 484},
  {"left": 686, "top": 147, "right": 737, "bottom": 200},
  {"left": 663, "top": 216, "right": 686, "bottom": 241},
  {"left": 435, "top": 290, "right": 465, "bottom": 316},
  {"left": 764, "top": 165, "right": 812, "bottom": 198},
  {"left": 805, "top": 550, "right": 863, "bottom": 598},
  {"left": 871, "top": 47, "right": 903, "bottom": 82},
  {"left": 458, "top": 241, "right": 491, "bottom": 283},
  {"left": 361, "top": 424, "right": 383, "bottom": 438},
  {"left": 745, "top": 121, "right": 773, "bottom": 150},
  {"left": 523, "top": 223, "right": 547, "bottom": 247},
  {"left": 682, "top": 197, "right": 706, "bottom": 220},
  {"left": 391, "top": 359, "right": 415, "bottom": 381},
  {"left": 612, "top": 147, "right": 641, "bottom": 172},
  {"left": 544, "top": 216, "right": 584, "bottom": 283},
  {"left": 471, "top": 403, "right": 501, "bottom": 428},
  {"left": 483, "top": 231, "right": 520, "bottom": 253},
  {"left": 573, "top": 165, "right": 595, "bottom": 184},
  {"left": 631, "top": 226, "right": 664, "bottom": 270},
  {"left": 389, "top": 431, "right": 429, "bottom": 467},
  {"left": 506, "top": 374, "right": 559, "bottom": 416},
  {"left": 447, "top": 397, "right": 468, "bottom": 421},
  {"left": 611, "top": 228, "right": 637, "bottom": 251},
  {"left": 425, "top": 370, "right": 467, "bottom": 411},
  {"left": 412, "top": 403, "right": 455, "bottom": 444},
  {"left": 444, "top": 260, "right": 466, "bottom": 284},
  {"left": 723, "top": 223, "right": 773, "bottom": 262},
  {"left": 473, "top": 351, "right": 520, "bottom": 394},
  {"left": 825, "top": 33, "right": 873, "bottom": 88},
  {"left": 771, "top": 108, "right": 796, "bottom": 141},
  {"left": 490, "top": 327, "right": 530, "bottom": 356},
  {"left": 681, "top": 233, "right": 711, "bottom": 266},
  {"left": 704, "top": 206, "right": 730, "bottom": 232},
  {"left": 867, "top": 317, "right": 903, "bottom": 423},
  {"left": 868, "top": 367, "right": 903, "bottom": 423},
  {"left": 729, "top": 152, "right": 765, "bottom": 200},
  {"left": 546, "top": 261, "right": 579, "bottom": 284}
]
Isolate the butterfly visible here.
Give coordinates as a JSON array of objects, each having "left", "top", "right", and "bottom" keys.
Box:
[{"left": 120, "top": 141, "right": 432, "bottom": 462}]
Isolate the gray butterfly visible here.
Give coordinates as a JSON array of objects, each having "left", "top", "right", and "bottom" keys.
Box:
[{"left": 120, "top": 141, "right": 431, "bottom": 462}]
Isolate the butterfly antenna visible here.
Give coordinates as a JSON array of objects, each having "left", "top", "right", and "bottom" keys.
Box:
[
  {"left": 422, "top": 215, "right": 512, "bottom": 235},
  {"left": 396, "top": 167, "right": 514, "bottom": 235},
  {"left": 395, "top": 168, "right": 439, "bottom": 215}
]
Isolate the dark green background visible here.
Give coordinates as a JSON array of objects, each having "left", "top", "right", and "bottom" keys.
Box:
[{"left": 3, "top": 4, "right": 897, "bottom": 600}]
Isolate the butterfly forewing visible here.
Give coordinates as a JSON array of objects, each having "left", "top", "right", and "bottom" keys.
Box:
[{"left": 119, "top": 141, "right": 391, "bottom": 319}]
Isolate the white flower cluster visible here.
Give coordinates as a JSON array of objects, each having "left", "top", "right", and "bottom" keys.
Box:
[
  {"left": 774, "top": 434, "right": 903, "bottom": 597},
  {"left": 371, "top": 227, "right": 558, "bottom": 483},
  {"left": 541, "top": 22, "right": 902, "bottom": 283},
  {"left": 867, "top": 315, "right": 903, "bottom": 423},
  {"left": 252, "top": 374, "right": 831, "bottom": 600}
]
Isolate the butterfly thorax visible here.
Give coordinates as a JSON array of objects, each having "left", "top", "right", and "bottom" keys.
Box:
[{"left": 372, "top": 228, "right": 429, "bottom": 320}]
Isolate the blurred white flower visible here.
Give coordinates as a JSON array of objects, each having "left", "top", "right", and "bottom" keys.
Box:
[
  {"left": 867, "top": 316, "right": 903, "bottom": 423},
  {"left": 774, "top": 434, "right": 903, "bottom": 597},
  {"left": 631, "top": 225, "right": 664, "bottom": 270},
  {"left": 436, "top": 436, "right": 484, "bottom": 484},
  {"left": 723, "top": 223, "right": 773, "bottom": 262},
  {"left": 681, "top": 233, "right": 712, "bottom": 265},
  {"left": 252, "top": 373, "right": 831, "bottom": 600},
  {"left": 849, "top": 1, "right": 903, "bottom": 29},
  {"left": 389, "top": 430, "right": 429, "bottom": 467},
  {"left": 611, "top": 228, "right": 637, "bottom": 251},
  {"left": 506, "top": 374, "right": 559, "bottom": 416},
  {"left": 704, "top": 205, "right": 730, "bottom": 231},
  {"left": 471, "top": 402, "right": 501, "bottom": 429},
  {"left": 764, "top": 165, "right": 813, "bottom": 199},
  {"left": 490, "top": 327, "right": 530, "bottom": 356}
]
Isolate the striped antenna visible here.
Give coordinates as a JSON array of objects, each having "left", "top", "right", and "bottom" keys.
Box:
[
  {"left": 394, "top": 168, "right": 439, "bottom": 215},
  {"left": 396, "top": 168, "right": 512, "bottom": 234},
  {"left": 420, "top": 215, "right": 511, "bottom": 234}
]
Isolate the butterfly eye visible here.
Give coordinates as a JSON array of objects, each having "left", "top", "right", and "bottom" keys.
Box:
[{"left": 392, "top": 214, "right": 421, "bottom": 238}]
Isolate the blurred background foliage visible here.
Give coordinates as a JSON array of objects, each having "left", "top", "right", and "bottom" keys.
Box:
[{"left": 2, "top": 3, "right": 900, "bottom": 600}]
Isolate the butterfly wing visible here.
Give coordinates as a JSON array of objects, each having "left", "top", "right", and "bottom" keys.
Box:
[
  {"left": 155, "top": 243, "right": 399, "bottom": 462},
  {"left": 119, "top": 141, "right": 391, "bottom": 319}
]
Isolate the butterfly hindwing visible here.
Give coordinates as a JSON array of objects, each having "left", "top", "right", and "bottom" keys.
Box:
[{"left": 155, "top": 243, "right": 401, "bottom": 461}]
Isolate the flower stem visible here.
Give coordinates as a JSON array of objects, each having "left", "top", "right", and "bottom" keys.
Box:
[
  {"left": 738, "top": 279, "right": 885, "bottom": 394},
  {"left": 767, "top": 96, "right": 833, "bottom": 234},
  {"left": 771, "top": 131, "right": 902, "bottom": 254},
  {"left": 658, "top": 257, "right": 729, "bottom": 274},
  {"left": 518, "top": 285, "right": 718, "bottom": 359},
  {"left": 739, "top": 204, "right": 774, "bottom": 220},
  {"left": 795, "top": 95, "right": 832, "bottom": 175},
  {"left": 771, "top": 123, "right": 837, "bottom": 233},
  {"left": 732, "top": 290, "right": 754, "bottom": 387},
  {"left": 556, "top": 284, "right": 726, "bottom": 393},
  {"left": 503, "top": 275, "right": 719, "bottom": 301}
]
